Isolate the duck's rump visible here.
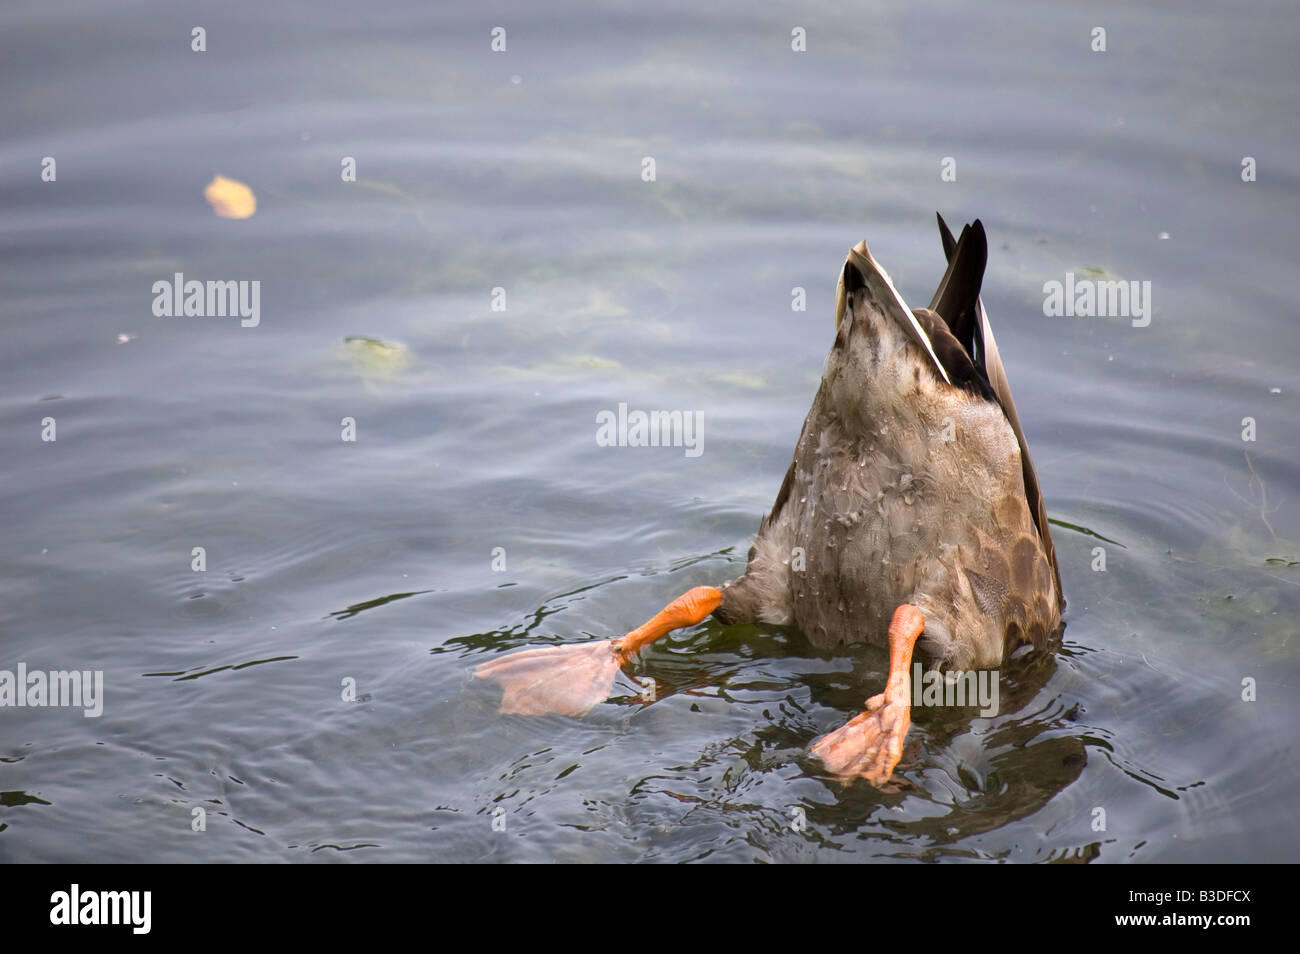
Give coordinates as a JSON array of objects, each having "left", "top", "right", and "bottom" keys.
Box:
[
  {"left": 810, "top": 395, "right": 1052, "bottom": 662},
  {"left": 722, "top": 381, "right": 1056, "bottom": 670}
]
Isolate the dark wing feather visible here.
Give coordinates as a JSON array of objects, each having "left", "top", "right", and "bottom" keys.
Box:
[
  {"left": 927, "top": 219, "right": 986, "bottom": 357},
  {"left": 935, "top": 213, "right": 1062, "bottom": 605},
  {"left": 916, "top": 220, "right": 995, "bottom": 399},
  {"left": 910, "top": 307, "right": 995, "bottom": 402}
]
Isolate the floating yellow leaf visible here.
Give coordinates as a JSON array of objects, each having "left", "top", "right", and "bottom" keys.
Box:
[
  {"left": 342, "top": 336, "right": 412, "bottom": 377},
  {"left": 204, "top": 175, "right": 256, "bottom": 219}
]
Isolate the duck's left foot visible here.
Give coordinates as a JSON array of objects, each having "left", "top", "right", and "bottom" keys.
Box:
[
  {"left": 473, "top": 586, "right": 724, "bottom": 718},
  {"left": 473, "top": 639, "right": 624, "bottom": 717},
  {"left": 810, "top": 604, "right": 924, "bottom": 786}
]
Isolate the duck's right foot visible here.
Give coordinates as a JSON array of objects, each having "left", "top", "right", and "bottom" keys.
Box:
[{"left": 810, "top": 603, "right": 924, "bottom": 786}]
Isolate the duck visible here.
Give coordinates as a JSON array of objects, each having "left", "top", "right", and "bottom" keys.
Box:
[{"left": 475, "top": 214, "right": 1063, "bottom": 786}]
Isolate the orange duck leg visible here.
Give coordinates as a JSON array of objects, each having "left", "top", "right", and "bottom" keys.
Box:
[
  {"left": 810, "top": 604, "right": 924, "bottom": 785},
  {"left": 474, "top": 586, "right": 723, "bottom": 717}
]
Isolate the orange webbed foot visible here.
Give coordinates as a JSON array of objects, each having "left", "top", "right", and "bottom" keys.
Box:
[
  {"left": 474, "top": 640, "right": 623, "bottom": 717},
  {"left": 810, "top": 691, "right": 911, "bottom": 785},
  {"left": 473, "top": 586, "right": 723, "bottom": 718},
  {"left": 810, "top": 604, "right": 925, "bottom": 786}
]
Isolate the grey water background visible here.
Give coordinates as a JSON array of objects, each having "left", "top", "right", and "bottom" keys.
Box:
[{"left": 2, "top": 0, "right": 1298, "bottom": 863}]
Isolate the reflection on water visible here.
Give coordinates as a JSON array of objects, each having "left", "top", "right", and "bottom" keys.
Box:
[{"left": 2, "top": 0, "right": 1299, "bottom": 862}]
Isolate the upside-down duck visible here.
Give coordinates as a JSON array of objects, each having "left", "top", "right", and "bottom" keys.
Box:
[{"left": 476, "top": 215, "right": 1063, "bottom": 785}]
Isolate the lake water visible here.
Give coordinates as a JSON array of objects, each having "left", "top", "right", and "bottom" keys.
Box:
[{"left": 2, "top": 0, "right": 1298, "bottom": 863}]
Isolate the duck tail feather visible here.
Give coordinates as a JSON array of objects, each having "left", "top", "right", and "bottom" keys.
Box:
[{"left": 926, "top": 218, "right": 987, "bottom": 355}]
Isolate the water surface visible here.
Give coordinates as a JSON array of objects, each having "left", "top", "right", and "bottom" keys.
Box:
[{"left": 2, "top": 0, "right": 1298, "bottom": 862}]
